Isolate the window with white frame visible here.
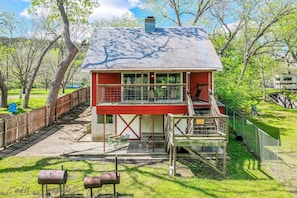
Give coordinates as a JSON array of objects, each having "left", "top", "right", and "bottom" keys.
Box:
[
  {"left": 122, "top": 73, "right": 148, "bottom": 101},
  {"left": 155, "top": 73, "right": 182, "bottom": 101}
]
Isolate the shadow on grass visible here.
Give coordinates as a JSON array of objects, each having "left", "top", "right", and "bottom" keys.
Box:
[
  {"left": 0, "top": 133, "right": 284, "bottom": 197},
  {"left": 249, "top": 116, "right": 280, "bottom": 140},
  {"left": 94, "top": 193, "right": 134, "bottom": 198},
  {"left": 177, "top": 134, "right": 274, "bottom": 181},
  {"left": 57, "top": 193, "right": 135, "bottom": 198},
  {"left": 120, "top": 160, "right": 225, "bottom": 197}
]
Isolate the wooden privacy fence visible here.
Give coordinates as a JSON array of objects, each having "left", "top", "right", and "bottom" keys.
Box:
[{"left": 0, "top": 87, "right": 90, "bottom": 148}]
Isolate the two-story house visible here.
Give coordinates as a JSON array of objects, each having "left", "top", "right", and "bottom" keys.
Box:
[{"left": 82, "top": 17, "right": 228, "bottom": 176}]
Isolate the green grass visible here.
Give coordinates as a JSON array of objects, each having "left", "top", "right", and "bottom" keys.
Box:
[
  {"left": 8, "top": 88, "right": 75, "bottom": 95},
  {"left": 250, "top": 101, "right": 297, "bottom": 154},
  {"left": 0, "top": 88, "right": 78, "bottom": 114},
  {"left": 0, "top": 135, "right": 292, "bottom": 198}
]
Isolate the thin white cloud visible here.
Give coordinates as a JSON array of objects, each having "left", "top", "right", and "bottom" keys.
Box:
[
  {"left": 20, "top": 8, "right": 30, "bottom": 18},
  {"left": 20, "top": 0, "right": 142, "bottom": 22},
  {"left": 89, "top": 0, "right": 141, "bottom": 23}
]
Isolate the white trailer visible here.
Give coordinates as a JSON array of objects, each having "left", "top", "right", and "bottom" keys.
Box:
[{"left": 274, "top": 74, "right": 297, "bottom": 90}]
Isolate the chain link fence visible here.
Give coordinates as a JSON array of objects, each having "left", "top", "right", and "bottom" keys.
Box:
[
  {"left": 226, "top": 105, "right": 297, "bottom": 194},
  {"left": 225, "top": 106, "right": 280, "bottom": 174}
]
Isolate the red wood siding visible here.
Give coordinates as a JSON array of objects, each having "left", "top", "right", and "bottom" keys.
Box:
[
  {"left": 92, "top": 73, "right": 121, "bottom": 103},
  {"left": 190, "top": 72, "right": 211, "bottom": 101},
  {"left": 98, "top": 73, "right": 121, "bottom": 84},
  {"left": 92, "top": 73, "right": 97, "bottom": 106},
  {"left": 96, "top": 105, "right": 188, "bottom": 115},
  {"left": 219, "top": 106, "right": 225, "bottom": 114}
]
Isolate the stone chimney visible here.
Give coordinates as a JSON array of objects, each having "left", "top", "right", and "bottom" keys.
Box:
[{"left": 145, "top": 16, "right": 156, "bottom": 33}]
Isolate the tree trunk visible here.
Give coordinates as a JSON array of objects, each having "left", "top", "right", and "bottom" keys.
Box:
[
  {"left": 239, "top": 54, "right": 249, "bottom": 81},
  {"left": 23, "top": 35, "right": 61, "bottom": 108},
  {"left": 47, "top": 0, "right": 78, "bottom": 124},
  {"left": 258, "top": 57, "right": 266, "bottom": 101},
  {"left": 0, "top": 72, "right": 8, "bottom": 108}
]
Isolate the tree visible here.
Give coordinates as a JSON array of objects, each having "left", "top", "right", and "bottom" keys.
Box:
[
  {"left": 30, "top": 0, "right": 99, "bottom": 123},
  {"left": 238, "top": 0, "right": 297, "bottom": 80},
  {"left": 272, "top": 13, "right": 297, "bottom": 73},
  {"left": 209, "top": 0, "right": 244, "bottom": 57},
  {"left": 0, "top": 11, "right": 14, "bottom": 107},
  {"left": 46, "top": 0, "right": 78, "bottom": 123},
  {"left": 142, "top": 0, "right": 218, "bottom": 26},
  {"left": 94, "top": 12, "right": 139, "bottom": 27},
  {"left": 0, "top": 71, "right": 8, "bottom": 108},
  {"left": 10, "top": 37, "right": 42, "bottom": 94},
  {"left": 23, "top": 35, "right": 61, "bottom": 108}
]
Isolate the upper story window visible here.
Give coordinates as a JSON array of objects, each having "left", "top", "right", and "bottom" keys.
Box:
[
  {"left": 122, "top": 72, "right": 183, "bottom": 103},
  {"left": 123, "top": 73, "right": 148, "bottom": 101},
  {"left": 156, "top": 73, "right": 181, "bottom": 84},
  {"left": 155, "top": 72, "right": 182, "bottom": 101},
  {"left": 123, "top": 73, "right": 148, "bottom": 84}
]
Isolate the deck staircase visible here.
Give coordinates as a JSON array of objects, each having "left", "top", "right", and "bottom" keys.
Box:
[
  {"left": 165, "top": 92, "right": 229, "bottom": 176},
  {"left": 193, "top": 107, "right": 217, "bottom": 135}
]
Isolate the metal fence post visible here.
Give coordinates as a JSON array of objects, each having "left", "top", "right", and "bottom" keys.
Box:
[
  {"left": 254, "top": 125, "right": 258, "bottom": 156},
  {"left": 242, "top": 114, "right": 245, "bottom": 141},
  {"left": 276, "top": 139, "right": 280, "bottom": 177},
  {"left": 257, "top": 128, "right": 263, "bottom": 159},
  {"left": 233, "top": 111, "right": 235, "bottom": 130}
]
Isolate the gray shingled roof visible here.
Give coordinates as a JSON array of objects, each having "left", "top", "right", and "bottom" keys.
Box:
[{"left": 81, "top": 27, "right": 223, "bottom": 72}]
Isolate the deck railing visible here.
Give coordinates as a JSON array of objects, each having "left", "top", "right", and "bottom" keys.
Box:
[
  {"left": 96, "top": 84, "right": 187, "bottom": 104},
  {"left": 166, "top": 114, "right": 228, "bottom": 140},
  {"left": 165, "top": 92, "right": 229, "bottom": 148}
]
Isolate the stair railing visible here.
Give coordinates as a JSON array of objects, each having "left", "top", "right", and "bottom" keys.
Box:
[
  {"left": 186, "top": 93, "right": 195, "bottom": 134},
  {"left": 209, "top": 90, "right": 229, "bottom": 139}
]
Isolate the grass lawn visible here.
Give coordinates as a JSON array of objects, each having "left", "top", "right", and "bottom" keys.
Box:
[
  {"left": 239, "top": 96, "right": 297, "bottom": 195},
  {"left": 0, "top": 135, "right": 292, "bottom": 198},
  {"left": 0, "top": 88, "right": 78, "bottom": 114},
  {"left": 250, "top": 101, "right": 297, "bottom": 154}
]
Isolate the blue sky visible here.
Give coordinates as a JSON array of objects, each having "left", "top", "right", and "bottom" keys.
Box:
[
  {"left": 1, "top": 0, "right": 153, "bottom": 25},
  {"left": 2, "top": 0, "right": 30, "bottom": 17}
]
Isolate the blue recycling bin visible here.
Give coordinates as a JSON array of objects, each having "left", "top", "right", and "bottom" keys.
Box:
[{"left": 8, "top": 103, "right": 18, "bottom": 114}]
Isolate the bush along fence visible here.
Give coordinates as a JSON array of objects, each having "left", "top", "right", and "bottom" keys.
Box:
[
  {"left": 225, "top": 106, "right": 280, "bottom": 176},
  {"left": 0, "top": 87, "right": 90, "bottom": 149}
]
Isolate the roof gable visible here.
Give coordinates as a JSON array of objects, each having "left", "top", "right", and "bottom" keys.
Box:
[{"left": 82, "top": 27, "right": 223, "bottom": 72}]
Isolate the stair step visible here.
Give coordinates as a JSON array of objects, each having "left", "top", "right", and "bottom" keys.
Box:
[
  {"left": 193, "top": 130, "right": 218, "bottom": 135},
  {"left": 194, "top": 107, "right": 211, "bottom": 115},
  {"left": 194, "top": 128, "right": 217, "bottom": 132}
]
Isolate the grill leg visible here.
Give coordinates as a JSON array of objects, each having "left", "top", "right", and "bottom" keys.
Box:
[
  {"left": 59, "top": 184, "right": 62, "bottom": 198},
  {"left": 41, "top": 184, "right": 44, "bottom": 198},
  {"left": 45, "top": 184, "right": 48, "bottom": 197},
  {"left": 114, "top": 184, "right": 117, "bottom": 198},
  {"left": 63, "top": 184, "right": 65, "bottom": 197},
  {"left": 90, "top": 188, "right": 93, "bottom": 198}
]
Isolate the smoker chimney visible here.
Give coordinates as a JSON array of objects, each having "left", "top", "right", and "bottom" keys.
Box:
[{"left": 145, "top": 16, "right": 156, "bottom": 33}]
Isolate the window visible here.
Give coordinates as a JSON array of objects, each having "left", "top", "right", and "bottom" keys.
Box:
[
  {"left": 123, "top": 73, "right": 148, "bottom": 101},
  {"left": 155, "top": 72, "right": 182, "bottom": 101},
  {"left": 283, "top": 77, "right": 292, "bottom": 81},
  {"left": 97, "top": 115, "right": 114, "bottom": 124}
]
